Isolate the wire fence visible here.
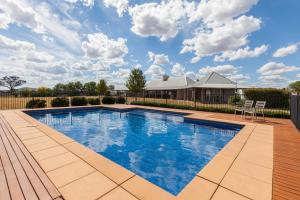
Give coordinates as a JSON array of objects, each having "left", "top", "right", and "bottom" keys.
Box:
[{"left": 0, "top": 91, "right": 291, "bottom": 118}]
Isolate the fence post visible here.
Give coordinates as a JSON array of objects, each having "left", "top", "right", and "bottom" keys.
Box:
[
  {"left": 125, "top": 93, "right": 127, "bottom": 105},
  {"left": 69, "top": 96, "right": 71, "bottom": 107},
  {"left": 165, "top": 91, "right": 168, "bottom": 104},
  {"left": 194, "top": 88, "right": 196, "bottom": 109}
]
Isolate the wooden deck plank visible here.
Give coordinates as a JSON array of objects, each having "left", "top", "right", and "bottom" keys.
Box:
[
  {"left": 0, "top": 157, "right": 11, "bottom": 200},
  {"left": 0, "top": 132, "right": 25, "bottom": 200},
  {"left": 0, "top": 114, "right": 62, "bottom": 200},
  {"left": 0, "top": 122, "right": 39, "bottom": 200},
  {"left": 0, "top": 118, "right": 53, "bottom": 200}
]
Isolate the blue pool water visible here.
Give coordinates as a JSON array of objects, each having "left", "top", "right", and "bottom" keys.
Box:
[{"left": 28, "top": 108, "right": 242, "bottom": 195}]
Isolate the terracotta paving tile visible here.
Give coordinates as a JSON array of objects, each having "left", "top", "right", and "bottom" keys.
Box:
[
  {"left": 18, "top": 132, "right": 45, "bottom": 140},
  {"left": 59, "top": 171, "right": 117, "bottom": 200},
  {"left": 121, "top": 175, "right": 175, "bottom": 200},
  {"left": 31, "top": 145, "right": 68, "bottom": 161},
  {"left": 26, "top": 140, "right": 59, "bottom": 153},
  {"left": 211, "top": 187, "right": 250, "bottom": 200},
  {"left": 64, "top": 142, "right": 134, "bottom": 184},
  {"left": 176, "top": 177, "right": 218, "bottom": 200},
  {"left": 47, "top": 160, "right": 95, "bottom": 188},
  {"left": 39, "top": 152, "right": 79, "bottom": 172},
  {"left": 22, "top": 136, "right": 52, "bottom": 146},
  {"left": 98, "top": 187, "right": 138, "bottom": 200},
  {"left": 221, "top": 170, "right": 272, "bottom": 200},
  {"left": 197, "top": 153, "right": 235, "bottom": 184}
]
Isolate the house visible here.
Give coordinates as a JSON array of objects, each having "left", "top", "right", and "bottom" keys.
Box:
[{"left": 145, "top": 72, "right": 248, "bottom": 103}]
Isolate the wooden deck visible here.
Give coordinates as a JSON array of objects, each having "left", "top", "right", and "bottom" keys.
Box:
[
  {"left": 207, "top": 113, "right": 300, "bottom": 200},
  {"left": 0, "top": 113, "right": 63, "bottom": 200}
]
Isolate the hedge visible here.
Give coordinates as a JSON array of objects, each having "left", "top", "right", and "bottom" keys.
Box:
[
  {"left": 102, "top": 96, "right": 115, "bottom": 104},
  {"left": 51, "top": 97, "right": 69, "bottom": 107},
  {"left": 115, "top": 96, "right": 126, "bottom": 104},
  {"left": 26, "top": 99, "right": 47, "bottom": 109},
  {"left": 130, "top": 101, "right": 290, "bottom": 119},
  {"left": 244, "top": 88, "right": 289, "bottom": 109},
  {"left": 88, "top": 98, "right": 100, "bottom": 105},
  {"left": 71, "top": 97, "right": 88, "bottom": 106}
]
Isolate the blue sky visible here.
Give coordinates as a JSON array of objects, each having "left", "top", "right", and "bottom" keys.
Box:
[{"left": 0, "top": 0, "right": 299, "bottom": 88}]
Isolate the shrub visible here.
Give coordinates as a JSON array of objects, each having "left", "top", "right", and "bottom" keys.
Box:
[
  {"left": 244, "top": 88, "right": 289, "bottom": 109},
  {"left": 228, "top": 95, "right": 243, "bottom": 105},
  {"left": 102, "top": 96, "right": 115, "bottom": 104},
  {"left": 51, "top": 97, "right": 69, "bottom": 107},
  {"left": 130, "top": 101, "right": 290, "bottom": 119},
  {"left": 115, "top": 96, "right": 126, "bottom": 104},
  {"left": 71, "top": 97, "right": 88, "bottom": 106},
  {"left": 26, "top": 99, "right": 46, "bottom": 109},
  {"left": 88, "top": 98, "right": 100, "bottom": 105}
]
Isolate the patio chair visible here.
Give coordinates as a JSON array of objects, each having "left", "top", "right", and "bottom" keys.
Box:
[
  {"left": 234, "top": 100, "right": 254, "bottom": 117},
  {"left": 244, "top": 101, "right": 266, "bottom": 120}
]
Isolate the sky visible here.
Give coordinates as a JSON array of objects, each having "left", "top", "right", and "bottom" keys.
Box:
[{"left": 0, "top": 0, "right": 300, "bottom": 89}]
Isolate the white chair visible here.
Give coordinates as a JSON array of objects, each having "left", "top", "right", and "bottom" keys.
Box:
[
  {"left": 234, "top": 100, "right": 254, "bottom": 117},
  {"left": 244, "top": 101, "right": 266, "bottom": 120}
]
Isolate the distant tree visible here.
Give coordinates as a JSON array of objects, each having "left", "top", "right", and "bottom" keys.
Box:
[
  {"left": 126, "top": 69, "right": 146, "bottom": 101},
  {"left": 53, "top": 83, "right": 67, "bottom": 96},
  {"left": 19, "top": 88, "right": 32, "bottom": 97},
  {"left": 289, "top": 81, "right": 300, "bottom": 93},
  {"left": 0, "top": 76, "right": 26, "bottom": 93},
  {"left": 66, "top": 81, "right": 84, "bottom": 96},
  {"left": 84, "top": 81, "right": 97, "bottom": 96},
  {"left": 97, "top": 79, "right": 108, "bottom": 96},
  {"left": 36, "top": 87, "right": 53, "bottom": 97}
]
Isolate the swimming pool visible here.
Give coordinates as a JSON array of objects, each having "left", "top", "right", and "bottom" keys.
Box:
[{"left": 27, "top": 108, "right": 242, "bottom": 195}]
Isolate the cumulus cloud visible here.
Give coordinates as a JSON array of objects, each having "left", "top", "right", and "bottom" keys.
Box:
[
  {"left": 148, "top": 51, "right": 170, "bottom": 65},
  {"left": 63, "top": 0, "right": 94, "bottom": 7},
  {"left": 128, "top": 0, "right": 187, "bottom": 41},
  {"left": 257, "top": 62, "right": 299, "bottom": 76},
  {"left": 181, "top": 15, "right": 261, "bottom": 63},
  {"left": 214, "top": 44, "right": 268, "bottom": 62},
  {"left": 81, "top": 33, "right": 128, "bottom": 67},
  {"left": 199, "top": 65, "right": 238, "bottom": 76},
  {"left": 145, "top": 65, "right": 165, "bottom": 79},
  {"left": 103, "top": 0, "right": 128, "bottom": 16},
  {"left": 228, "top": 74, "right": 250, "bottom": 83},
  {"left": 0, "top": 34, "right": 35, "bottom": 51},
  {"left": 171, "top": 63, "right": 185, "bottom": 76},
  {"left": 273, "top": 44, "right": 298, "bottom": 58},
  {"left": 188, "top": 0, "right": 259, "bottom": 26}
]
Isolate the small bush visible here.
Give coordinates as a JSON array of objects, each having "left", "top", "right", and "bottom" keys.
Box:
[
  {"left": 26, "top": 99, "right": 47, "bottom": 109},
  {"left": 115, "top": 96, "right": 126, "bottom": 104},
  {"left": 51, "top": 97, "right": 69, "bottom": 107},
  {"left": 88, "top": 98, "right": 100, "bottom": 105},
  {"left": 102, "top": 96, "right": 115, "bottom": 104},
  {"left": 71, "top": 97, "right": 88, "bottom": 106},
  {"left": 228, "top": 95, "right": 243, "bottom": 105}
]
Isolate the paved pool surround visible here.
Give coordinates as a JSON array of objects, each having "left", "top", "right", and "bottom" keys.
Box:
[{"left": 1, "top": 105, "right": 273, "bottom": 200}]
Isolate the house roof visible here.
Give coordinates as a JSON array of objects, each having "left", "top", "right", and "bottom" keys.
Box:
[
  {"left": 189, "top": 72, "right": 248, "bottom": 89},
  {"left": 146, "top": 76, "right": 196, "bottom": 90}
]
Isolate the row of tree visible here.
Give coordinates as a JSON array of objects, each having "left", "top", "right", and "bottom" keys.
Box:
[{"left": 0, "top": 69, "right": 147, "bottom": 97}]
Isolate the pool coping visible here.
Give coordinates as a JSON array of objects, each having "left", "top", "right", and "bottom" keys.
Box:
[{"left": 1, "top": 105, "right": 273, "bottom": 200}]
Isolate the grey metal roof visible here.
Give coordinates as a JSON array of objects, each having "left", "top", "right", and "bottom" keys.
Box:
[{"left": 146, "top": 76, "right": 196, "bottom": 90}]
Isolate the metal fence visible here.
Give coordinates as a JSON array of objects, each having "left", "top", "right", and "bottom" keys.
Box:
[
  {"left": 0, "top": 91, "right": 291, "bottom": 118},
  {"left": 291, "top": 95, "right": 300, "bottom": 130}
]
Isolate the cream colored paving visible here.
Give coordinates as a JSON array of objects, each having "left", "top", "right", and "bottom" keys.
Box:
[{"left": 0, "top": 106, "right": 274, "bottom": 200}]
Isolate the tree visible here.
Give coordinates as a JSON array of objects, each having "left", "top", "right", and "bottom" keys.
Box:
[
  {"left": 0, "top": 76, "right": 26, "bottom": 93},
  {"left": 289, "top": 81, "right": 300, "bottom": 93},
  {"left": 126, "top": 69, "right": 146, "bottom": 101},
  {"left": 84, "top": 81, "right": 97, "bottom": 96},
  {"left": 66, "top": 81, "right": 84, "bottom": 96},
  {"left": 36, "top": 87, "right": 53, "bottom": 97},
  {"left": 53, "top": 83, "right": 67, "bottom": 96},
  {"left": 97, "top": 79, "right": 108, "bottom": 96}
]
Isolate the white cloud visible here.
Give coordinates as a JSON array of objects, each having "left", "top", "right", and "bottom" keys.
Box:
[
  {"left": 0, "top": 13, "right": 11, "bottom": 29},
  {"left": 171, "top": 63, "right": 185, "bottom": 76},
  {"left": 112, "top": 68, "right": 130, "bottom": 79},
  {"left": 128, "top": 0, "right": 187, "bottom": 41},
  {"left": 273, "top": 44, "right": 298, "bottom": 58},
  {"left": 103, "top": 0, "right": 128, "bottom": 17},
  {"left": 181, "top": 15, "right": 261, "bottom": 63},
  {"left": 199, "top": 65, "right": 238, "bottom": 76},
  {"left": 228, "top": 74, "right": 250, "bottom": 83},
  {"left": 297, "top": 74, "right": 300, "bottom": 78},
  {"left": 63, "top": 0, "right": 94, "bottom": 7},
  {"left": 81, "top": 33, "right": 128, "bottom": 67},
  {"left": 257, "top": 62, "right": 300, "bottom": 76},
  {"left": 148, "top": 51, "right": 170, "bottom": 65},
  {"left": 188, "top": 0, "right": 259, "bottom": 27},
  {"left": 145, "top": 65, "right": 165, "bottom": 79},
  {"left": 214, "top": 44, "right": 268, "bottom": 62},
  {"left": 0, "top": 34, "right": 35, "bottom": 51}
]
